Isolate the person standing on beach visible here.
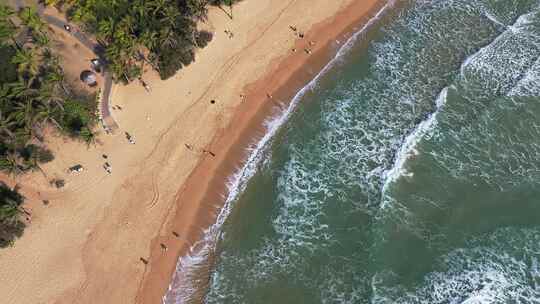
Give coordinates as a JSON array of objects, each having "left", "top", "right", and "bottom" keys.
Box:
[
  {"left": 203, "top": 149, "right": 216, "bottom": 157},
  {"left": 160, "top": 243, "right": 168, "bottom": 252}
]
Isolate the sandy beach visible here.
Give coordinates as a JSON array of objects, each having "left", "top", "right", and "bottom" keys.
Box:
[{"left": 0, "top": 0, "right": 384, "bottom": 303}]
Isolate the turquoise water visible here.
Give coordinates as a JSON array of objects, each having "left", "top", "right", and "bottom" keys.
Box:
[{"left": 169, "top": 0, "right": 540, "bottom": 303}]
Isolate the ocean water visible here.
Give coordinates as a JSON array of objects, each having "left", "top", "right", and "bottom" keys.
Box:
[{"left": 165, "top": 0, "right": 540, "bottom": 303}]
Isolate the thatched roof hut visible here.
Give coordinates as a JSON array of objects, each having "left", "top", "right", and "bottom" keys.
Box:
[{"left": 80, "top": 70, "right": 97, "bottom": 87}]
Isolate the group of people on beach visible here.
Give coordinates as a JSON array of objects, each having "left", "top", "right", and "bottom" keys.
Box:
[
  {"left": 224, "top": 29, "right": 234, "bottom": 39},
  {"left": 289, "top": 25, "right": 316, "bottom": 54},
  {"left": 139, "top": 230, "right": 181, "bottom": 265},
  {"left": 184, "top": 143, "right": 216, "bottom": 157}
]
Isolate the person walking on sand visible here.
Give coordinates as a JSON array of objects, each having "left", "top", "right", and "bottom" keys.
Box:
[
  {"left": 203, "top": 149, "right": 216, "bottom": 157},
  {"left": 160, "top": 243, "right": 168, "bottom": 252}
]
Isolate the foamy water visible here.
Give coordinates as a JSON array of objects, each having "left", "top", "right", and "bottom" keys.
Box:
[
  {"left": 163, "top": 2, "right": 396, "bottom": 303},
  {"left": 169, "top": 0, "right": 540, "bottom": 303}
]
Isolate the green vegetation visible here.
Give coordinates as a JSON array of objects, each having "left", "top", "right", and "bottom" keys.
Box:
[
  {"left": 0, "top": 5, "right": 96, "bottom": 175},
  {"left": 0, "top": 182, "right": 25, "bottom": 247},
  {"left": 60, "top": 0, "right": 239, "bottom": 81}
]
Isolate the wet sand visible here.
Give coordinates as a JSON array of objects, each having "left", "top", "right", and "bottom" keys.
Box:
[{"left": 139, "top": 0, "right": 387, "bottom": 303}]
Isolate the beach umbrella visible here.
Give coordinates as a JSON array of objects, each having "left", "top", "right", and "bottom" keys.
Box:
[{"left": 80, "top": 70, "right": 97, "bottom": 86}]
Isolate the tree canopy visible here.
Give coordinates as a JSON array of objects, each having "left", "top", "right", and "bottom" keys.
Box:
[
  {"left": 0, "top": 182, "right": 25, "bottom": 247},
  {"left": 0, "top": 4, "right": 96, "bottom": 176},
  {"left": 64, "top": 0, "right": 238, "bottom": 81}
]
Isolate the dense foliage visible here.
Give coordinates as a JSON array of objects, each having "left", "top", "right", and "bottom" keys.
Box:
[
  {"left": 0, "top": 5, "right": 96, "bottom": 176},
  {"left": 63, "top": 0, "right": 238, "bottom": 81},
  {"left": 0, "top": 182, "right": 25, "bottom": 247}
]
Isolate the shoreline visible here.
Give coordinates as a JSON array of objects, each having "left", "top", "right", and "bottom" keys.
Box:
[{"left": 138, "top": 0, "right": 389, "bottom": 303}]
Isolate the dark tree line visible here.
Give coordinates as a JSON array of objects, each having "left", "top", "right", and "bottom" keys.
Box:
[
  {"left": 0, "top": 5, "right": 97, "bottom": 176},
  {"left": 64, "top": 0, "right": 240, "bottom": 82}
]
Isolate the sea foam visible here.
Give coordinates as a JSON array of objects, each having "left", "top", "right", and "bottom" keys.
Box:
[{"left": 162, "top": 2, "right": 395, "bottom": 303}]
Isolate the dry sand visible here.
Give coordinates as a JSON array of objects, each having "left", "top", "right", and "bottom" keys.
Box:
[{"left": 0, "top": 0, "right": 385, "bottom": 303}]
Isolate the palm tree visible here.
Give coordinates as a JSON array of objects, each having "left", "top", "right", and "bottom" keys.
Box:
[
  {"left": 150, "top": 0, "right": 168, "bottom": 16},
  {"left": 44, "top": 0, "right": 62, "bottom": 6},
  {"left": 0, "top": 19, "right": 15, "bottom": 44},
  {"left": 18, "top": 7, "right": 46, "bottom": 35},
  {"left": 7, "top": 80, "right": 38, "bottom": 101},
  {"left": 34, "top": 101, "right": 61, "bottom": 129},
  {"left": 97, "top": 17, "right": 115, "bottom": 44},
  {"left": 12, "top": 99, "right": 36, "bottom": 137},
  {"left": 0, "top": 110, "right": 17, "bottom": 140},
  {"left": 161, "top": 5, "right": 180, "bottom": 28},
  {"left": 0, "top": 6, "right": 14, "bottom": 22},
  {"left": 80, "top": 127, "right": 96, "bottom": 146},
  {"left": 140, "top": 30, "right": 159, "bottom": 51},
  {"left": 0, "top": 152, "right": 23, "bottom": 176},
  {"left": 185, "top": 0, "right": 208, "bottom": 21},
  {"left": 44, "top": 64, "right": 69, "bottom": 96},
  {"left": 209, "top": 0, "right": 233, "bottom": 20},
  {"left": 11, "top": 48, "right": 41, "bottom": 80},
  {"left": 0, "top": 5, "right": 20, "bottom": 48}
]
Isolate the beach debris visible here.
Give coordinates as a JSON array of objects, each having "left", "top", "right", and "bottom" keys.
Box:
[
  {"left": 309, "top": 41, "right": 316, "bottom": 46},
  {"left": 68, "top": 164, "right": 84, "bottom": 174},
  {"left": 42, "top": 200, "right": 50, "bottom": 206},
  {"left": 160, "top": 243, "right": 168, "bottom": 252},
  {"left": 298, "top": 32, "right": 305, "bottom": 39},
  {"left": 102, "top": 154, "right": 108, "bottom": 159},
  {"left": 289, "top": 25, "right": 298, "bottom": 32},
  {"left": 185, "top": 144, "right": 193, "bottom": 150},
  {"left": 172, "top": 231, "right": 180, "bottom": 238},
  {"left": 63, "top": 24, "right": 71, "bottom": 32},
  {"left": 266, "top": 93, "right": 273, "bottom": 99},
  {"left": 210, "top": 99, "right": 216, "bottom": 104},
  {"left": 140, "top": 257, "right": 148, "bottom": 265},
  {"left": 125, "top": 132, "right": 135, "bottom": 144},
  {"left": 304, "top": 48, "right": 312, "bottom": 54},
  {"left": 292, "top": 48, "right": 297, "bottom": 53}
]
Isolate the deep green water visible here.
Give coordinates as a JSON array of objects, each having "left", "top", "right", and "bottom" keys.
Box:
[{"left": 166, "top": 0, "right": 540, "bottom": 303}]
